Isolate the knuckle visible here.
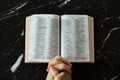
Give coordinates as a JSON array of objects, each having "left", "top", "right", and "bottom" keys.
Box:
[
  {"left": 61, "top": 63, "right": 65, "bottom": 68},
  {"left": 56, "top": 56, "right": 61, "bottom": 60},
  {"left": 61, "top": 72, "right": 65, "bottom": 76},
  {"left": 54, "top": 59, "right": 59, "bottom": 63}
]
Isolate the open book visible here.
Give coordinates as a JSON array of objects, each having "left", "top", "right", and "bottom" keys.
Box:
[{"left": 25, "top": 14, "right": 94, "bottom": 63}]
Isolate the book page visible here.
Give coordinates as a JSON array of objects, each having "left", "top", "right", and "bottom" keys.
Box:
[
  {"left": 61, "top": 15, "right": 91, "bottom": 62},
  {"left": 25, "top": 14, "right": 60, "bottom": 63}
]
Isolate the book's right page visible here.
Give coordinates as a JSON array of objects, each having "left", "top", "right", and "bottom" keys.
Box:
[{"left": 61, "top": 15, "right": 94, "bottom": 63}]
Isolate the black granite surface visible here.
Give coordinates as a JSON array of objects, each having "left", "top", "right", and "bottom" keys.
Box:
[{"left": 0, "top": 0, "right": 120, "bottom": 80}]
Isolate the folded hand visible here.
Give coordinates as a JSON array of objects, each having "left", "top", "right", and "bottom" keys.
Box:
[{"left": 46, "top": 55, "right": 72, "bottom": 80}]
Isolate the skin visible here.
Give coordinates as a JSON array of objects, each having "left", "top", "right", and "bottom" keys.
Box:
[{"left": 46, "top": 55, "right": 72, "bottom": 80}]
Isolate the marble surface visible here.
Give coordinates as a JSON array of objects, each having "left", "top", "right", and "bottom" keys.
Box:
[{"left": 0, "top": 0, "right": 120, "bottom": 80}]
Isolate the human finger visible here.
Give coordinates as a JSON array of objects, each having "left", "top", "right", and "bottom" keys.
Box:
[
  {"left": 46, "top": 58, "right": 62, "bottom": 72},
  {"left": 54, "top": 63, "right": 72, "bottom": 73},
  {"left": 55, "top": 55, "right": 72, "bottom": 67},
  {"left": 51, "top": 66, "right": 59, "bottom": 77},
  {"left": 46, "top": 67, "right": 54, "bottom": 80},
  {"left": 54, "top": 72, "right": 65, "bottom": 80},
  {"left": 47, "top": 55, "right": 72, "bottom": 71}
]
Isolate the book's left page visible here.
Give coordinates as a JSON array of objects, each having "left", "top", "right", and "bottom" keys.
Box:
[{"left": 25, "top": 14, "right": 60, "bottom": 63}]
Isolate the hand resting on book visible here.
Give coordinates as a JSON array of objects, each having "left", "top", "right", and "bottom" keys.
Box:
[{"left": 46, "top": 55, "right": 72, "bottom": 80}]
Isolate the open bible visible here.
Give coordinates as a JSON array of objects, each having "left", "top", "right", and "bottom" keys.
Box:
[{"left": 25, "top": 14, "right": 94, "bottom": 63}]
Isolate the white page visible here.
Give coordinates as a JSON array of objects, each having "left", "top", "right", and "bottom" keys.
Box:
[
  {"left": 26, "top": 14, "right": 60, "bottom": 62},
  {"left": 61, "top": 15, "right": 90, "bottom": 62}
]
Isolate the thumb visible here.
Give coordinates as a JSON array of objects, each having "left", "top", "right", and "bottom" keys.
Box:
[
  {"left": 46, "top": 67, "right": 54, "bottom": 80},
  {"left": 51, "top": 66, "right": 59, "bottom": 77},
  {"left": 54, "top": 72, "right": 65, "bottom": 80},
  {"left": 46, "top": 66, "right": 59, "bottom": 80}
]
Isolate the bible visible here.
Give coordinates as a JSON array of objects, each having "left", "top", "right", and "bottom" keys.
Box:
[{"left": 25, "top": 14, "right": 94, "bottom": 63}]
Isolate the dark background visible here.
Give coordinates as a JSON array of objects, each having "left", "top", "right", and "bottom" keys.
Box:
[{"left": 0, "top": 0, "right": 120, "bottom": 80}]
